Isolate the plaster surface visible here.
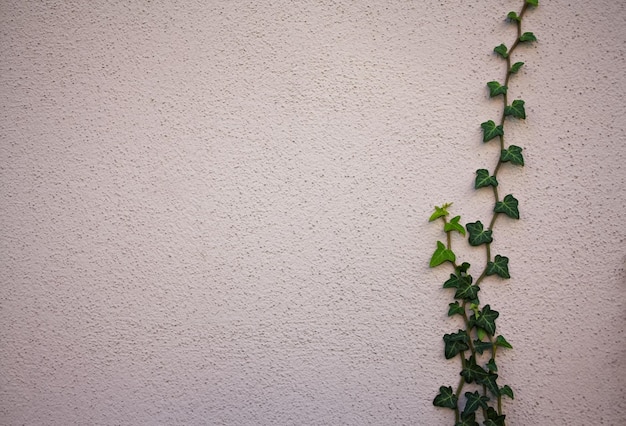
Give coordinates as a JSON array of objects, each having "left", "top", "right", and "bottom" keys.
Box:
[{"left": 1, "top": 1, "right": 625, "bottom": 425}]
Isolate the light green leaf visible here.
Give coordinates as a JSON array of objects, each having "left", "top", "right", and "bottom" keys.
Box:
[
  {"left": 430, "top": 241, "right": 456, "bottom": 267},
  {"left": 509, "top": 62, "right": 524, "bottom": 74},
  {"left": 444, "top": 215, "right": 466, "bottom": 236},
  {"left": 487, "top": 81, "right": 508, "bottom": 97},
  {"left": 520, "top": 32, "right": 537, "bottom": 43},
  {"left": 481, "top": 120, "right": 504, "bottom": 142},
  {"left": 500, "top": 145, "right": 524, "bottom": 166},
  {"left": 507, "top": 11, "right": 520, "bottom": 22},
  {"left": 494, "top": 44, "right": 508, "bottom": 59},
  {"left": 526, "top": 0, "right": 539, "bottom": 6},
  {"left": 494, "top": 194, "right": 520, "bottom": 219},
  {"left": 429, "top": 203, "right": 451, "bottom": 222},
  {"left": 504, "top": 99, "right": 526, "bottom": 119}
]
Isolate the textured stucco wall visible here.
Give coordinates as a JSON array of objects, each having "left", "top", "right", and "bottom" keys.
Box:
[{"left": 1, "top": 1, "right": 625, "bottom": 425}]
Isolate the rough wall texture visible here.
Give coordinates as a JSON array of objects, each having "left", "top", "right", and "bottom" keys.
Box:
[{"left": 1, "top": 1, "right": 625, "bottom": 425}]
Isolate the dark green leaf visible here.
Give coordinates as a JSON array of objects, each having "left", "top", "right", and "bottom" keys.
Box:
[
  {"left": 526, "top": 0, "right": 539, "bottom": 6},
  {"left": 463, "top": 391, "right": 490, "bottom": 415},
  {"left": 520, "top": 32, "right": 537, "bottom": 43},
  {"left": 477, "top": 372, "right": 500, "bottom": 397},
  {"left": 448, "top": 301, "right": 465, "bottom": 317},
  {"left": 487, "top": 81, "right": 508, "bottom": 97},
  {"left": 430, "top": 241, "right": 456, "bottom": 267},
  {"left": 486, "top": 255, "right": 510, "bottom": 278},
  {"left": 494, "top": 194, "right": 520, "bottom": 219},
  {"left": 507, "top": 11, "right": 520, "bottom": 22},
  {"left": 443, "top": 331, "right": 470, "bottom": 359},
  {"left": 466, "top": 221, "right": 493, "bottom": 246},
  {"left": 456, "top": 412, "right": 479, "bottom": 426},
  {"left": 434, "top": 386, "right": 458, "bottom": 409},
  {"left": 500, "top": 385, "right": 514, "bottom": 400},
  {"left": 509, "top": 62, "right": 524, "bottom": 74},
  {"left": 461, "top": 356, "right": 487, "bottom": 384},
  {"left": 480, "top": 120, "right": 504, "bottom": 142},
  {"left": 455, "top": 280, "right": 480, "bottom": 304},
  {"left": 444, "top": 215, "right": 466, "bottom": 236},
  {"left": 494, "top": 44, "right": 508, "bottom": 59},
  {"left": 474, "top": 305, "right": 499, "bottom": 336},
  {"left": 473, "top": 339, "right": 493, "bottom": 355},
  {"left": 500, "top": 145, "right": 524, "bottom": 166},
  {"left": 484, "top": 407, "right": 506, "bottom": 426},
  {"left": 458, "top": 262, "right": 471, "bottom": 274},
  {"left": 443, "top": 272, "right": 472, "bottom": 289},
  {"left": 487, "top": 358, "right": 498, "bottom": 373},
  {"left": 495, "top": 335, "right": 513, "bottom": 349},
  {"left": 429, "top": 204, "right": 451, "bottom": 222},
  {"left": 504, "top": 99, "right": 526, "bottom": 119},
  {"left": 475, "top": 169, "right": 498, "bottom": 189}
]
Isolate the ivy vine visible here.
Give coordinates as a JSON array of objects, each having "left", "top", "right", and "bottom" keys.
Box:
[{"left": 429, "top": 1, "right": 538, "bottom": 425}]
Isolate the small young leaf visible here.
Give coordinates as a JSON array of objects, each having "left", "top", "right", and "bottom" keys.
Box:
[
  {"left": 475, "top": 169, "right": 498, "bottom": 189},
  {"left": 461, "top": 356, "right": 487, "bottom": 384},
  {"left": 443, "top": 331, "right": 470, "bottom": 359},
  {"left": 504, "top": 99, "right": 526, "bottom": 119},
  {"left": 433, "top": 386, "right": 458, "bottom": 409},
  {"left": 474, "top": 305, "right": 499, "bottom": 336},
  {"left": 500, "top": 145, "right": 524, "bottom": 166},
  {"left": 495, "top": 335, "right": 513, "bottom": 349},
  {"left": 466, "top": 221, "right": 493, "bottom": 246},
  {"left": 507, "top": 11, "right": 520, "bottom": 22},
  {"left": 509, "top": 61, "right": 524, "bottom": 74},
  {"left": 494, "top": 43, "right": 508, "bottom": 58},
  {"left": 520, "top": 32, "right": 537, "bottom": 43},
  {"left": 429, "top": 204, "right": 451, "bottom": 221},
  {"left": 448, "top": 301, "right": 465, "bottom": 317},
  {"left": 463, "top": 391, "right": 490, "bottom": 416},
  {"left": 444, "top": 215, "right": 466, "bottom": 236},
  {"left": 430, "top": 241, "right": 456, "bottom": 267},
  {"left": 487, "top": 358, "right": 498, "bottom": 373},
  {"left": 480, "top": 120, "right": 504, "bottom": 142},
  {"left": 494, "top": 194, "right": 520, "bottom": 219},
  {"left": 526, "top": 0, "right": 539, "bottom": 6},
  {"left": 487, "top": 81, "right": 508, "bottom": 97},
  {"left": 486, "top": 255, "right": 511, "bottom": 278},
  {"left": 500, "top": 385, "right": 515, "bottom": 400}
]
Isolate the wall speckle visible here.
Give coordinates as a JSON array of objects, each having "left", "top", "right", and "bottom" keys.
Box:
[{"left": 1, "top": 1, "right": 625, "bottom": 424}]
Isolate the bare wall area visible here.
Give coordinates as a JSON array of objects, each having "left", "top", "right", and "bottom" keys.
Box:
[{"left": 1, "top": 1, "right": 625, "bottom": 425}]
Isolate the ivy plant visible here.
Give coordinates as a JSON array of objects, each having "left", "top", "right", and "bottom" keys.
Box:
[{"left": 429, "top": 1, "right": 538, "bottom": 425}]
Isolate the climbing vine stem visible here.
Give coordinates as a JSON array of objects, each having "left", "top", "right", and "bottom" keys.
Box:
[{"left": 429, "top": 1, "right": 538, "bottom": 425}]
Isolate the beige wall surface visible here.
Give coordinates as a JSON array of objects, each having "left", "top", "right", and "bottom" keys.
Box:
[{"left": 1, "top": 1, "right": 625, "bottom": 425}]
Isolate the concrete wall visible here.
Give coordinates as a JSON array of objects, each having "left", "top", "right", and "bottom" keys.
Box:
[{"left": 1, "top": 1, "right": 625, "bottom": 424}]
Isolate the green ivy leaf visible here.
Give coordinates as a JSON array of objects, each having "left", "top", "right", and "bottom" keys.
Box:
[
  {"left": 487, "top": 358, "right": 498, "bottom": 373},
  {"left": 463, "top": 391, "right": 490, "bottom": 416},
  {"left": 500, "top": 385, "right": 515, "bottom": 400},
  {"left": 448, "top": 301, "right": 465, "bottom": 317},
  {"left": 454, "top": 276, "right": 480, "bottom": 303},
  {"left": 520, "top": 32, "right": 537, "bottom": 43},
  {"left": 506, "top": 11, "right": 520, "bottom": 22},
  {"left": 466, "top": 221, "right": 493, "bottom": 246},
  {"left": 443, "top": 330, "right": 470, "bottom": 359},
  {"left": 429, "top": 203, "right": 451, "bottom": 222},
  {"left": 461, "top": 356, "right": 487, "bottom": 384},
  {"left": 434, "top": 386, "right": 458, "bottom": 409},
  {"left": 509, "top": 61, "right": 524, "bottom": 74},
  {"left": 486, "top": 255, "right": 511, "bottom": 279},
  {"left": 474, "top": 305, "right": 499, "bottom": 336},
  {"left": 430, "top": 241, "right": 456, "bottom": 267},
  {"left": 494, "top": 194, "right": 520, "bottom": 219},
  {"left": 494, "top": 44, "right": 508, "bottom": 59},
  {"left": 504, "top": 99, "right": 526, "bottom": 119},
  {"left": 484, "top": 407, "right": 506, "bottom": 426},
  {"left": 456, "top": 412, "right": 479, "bottom": 426},
  {"left": 495, "top": 335, "right": 513, "bottom": 349},
  {"left": 526, "top": 0, "right": 539, "bottom": 7},
  {"left": 475, "top": 169, "right": 498, "bottom": 189},
  {"left": 500, "top": 145, "right": 524, "bottom": 166},
  {"left": 444, "top": 215, "right": 466, "bottom": 236},
  {"left": 477, "top": 372, "right": 501, "bottom": 398},
  {"left": 473, "top": 339, "right": 493, "bottom": 355},
  {"left": 487, "top": 81, "right": 508, "bottom": 97},
  {"left": 481, "top": 120, "right": 504, "bottom": 142}
]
